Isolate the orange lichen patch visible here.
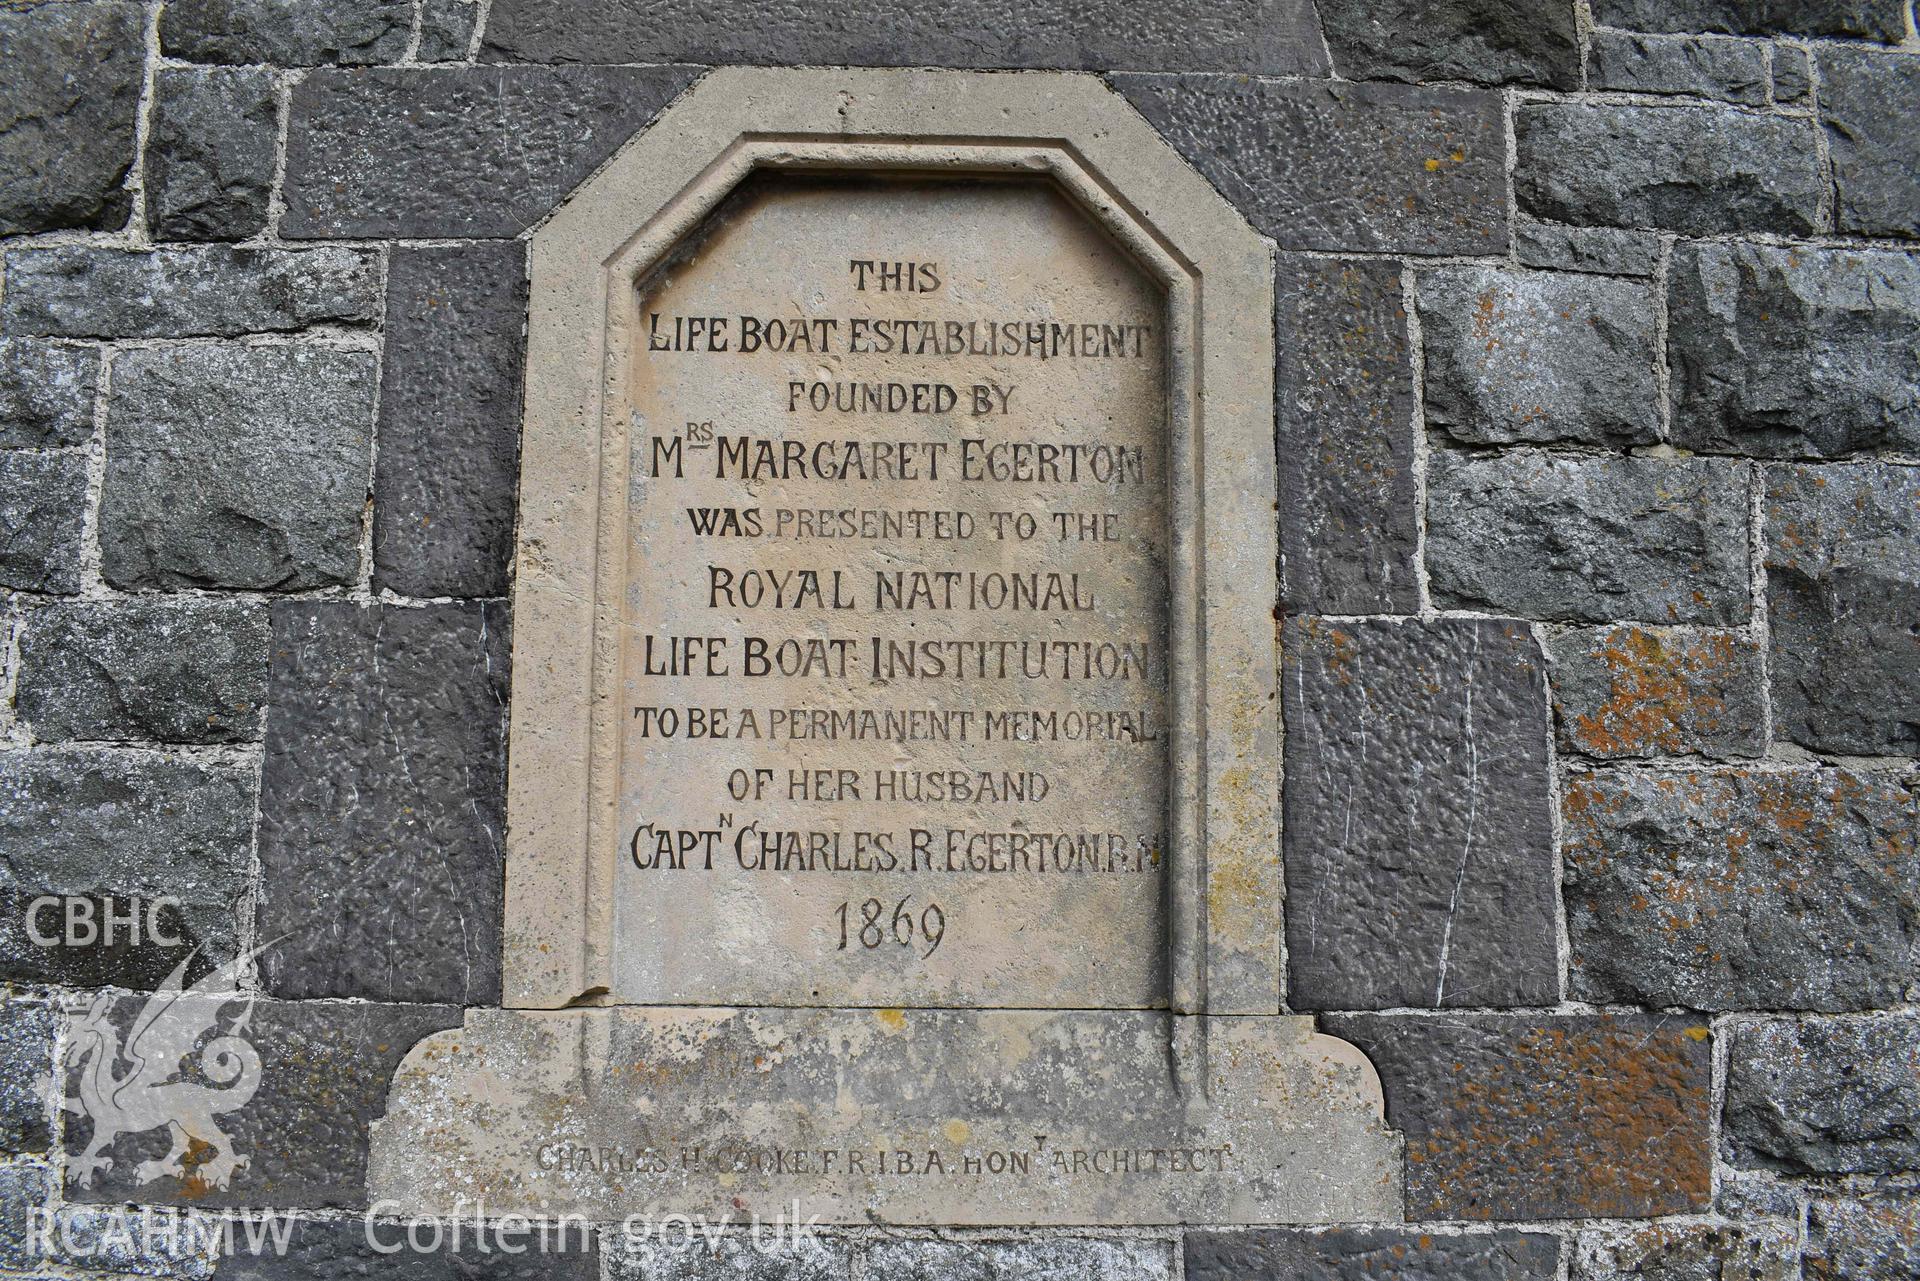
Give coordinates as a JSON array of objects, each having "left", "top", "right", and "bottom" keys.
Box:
[{"left": 1564, "top": 627, "right": 1749, "bottom": 757}]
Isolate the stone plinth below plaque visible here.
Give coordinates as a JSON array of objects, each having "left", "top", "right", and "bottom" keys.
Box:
[{"left": 369, "top": 1008, "right": 1400, "bottom": 1225}]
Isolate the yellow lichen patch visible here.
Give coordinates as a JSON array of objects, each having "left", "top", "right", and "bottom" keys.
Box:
[
  {"left": 876, "top": 1007, "right": 906, "bottom": 1031},
  {"left": 943, "top": 1118, "right": 971, "bottom": 1144}
]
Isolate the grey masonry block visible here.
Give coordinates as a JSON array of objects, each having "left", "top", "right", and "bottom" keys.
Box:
[
  {"left": 160, "top": 0, "right": 412, "bottom": 65},
  {"left": 15, "top": 599, "right": 269, "bottom": 744},
  {"left": 861, "top": 1239, "right": 1173, "bottom": 1280},
  {"left": 0, "top": 1004, "right": 54, "bottom": 1155},
  {"left": 146, "top": 68, "right": 280, "bottom": 242},
  {"left": 258, "top": 601, "right": 509, "bottom": 1005},
  {"left": 1548, "top": 626, "right": 1766, "bottom": 760},
  {"left": 1426, "top": 452, "right": 1750, "bottom": 624},
  {"left": 482, "top": 0, "right": 1327, "bottom": 73},
  {"left": 0, "top": 452, "right": 86, "bottom": 595},
  {"left": 216, "top": 1216, "right": 596, "bottom": 1280},
  {"left": 416, "top": 0, "right": 480, "bottom": 62},
  {"left": 1316, "top": 0, "right": 1580, "bottom": 88},
  {"left": 1277, "top": 258, "right": 1418, "bottom": 614},
  {"left": 1114, "top": 75, "right": 1508, "bottom": 256},
  {"left": 1588, "top": 31, "right": 1769, "bottom": 104},
  {"left": 1, "top": 246, "right": 381, "bottom": 340},
  {"left": 1563, "top": 767, "right": 1918, "bottom": 1011},
  {"left": 0, "top": 750, "right": 253, "bottom": 985},
  {"left": 0, "top": 1161, "right": 52, "bottom": 1270},
  {"left": 1513, "top": 223, "right": 1660, "bottom": 278},
  {"left": 1819, "top": 47, "right": 1920, "bottom": 239},
  {"left": 1189, "top": 1228, "right": 1560, "bottom": 1280},
  {"left": 282, "top": 66, "right": 699, "bottom": 238},
  {"left": 63, "top": 999, "right": 458, "bottom": 1209},
  {"left": 0, "top": 1, "right": 143, "bottom": 235},
  {"left": 1772, "top": 42, "right": 1812, "bottom": 102},
  {"left": 1514, "top": 102, "right": 1823, "bottom": 235},
  {"left": 1418, "top": 263, "right": 1659, "bottom": 447},
  {"left": 1668, "top": 242, "right": 1920, "bottom": 458},
  {"left": 0, "top": 341, "right": 99, "bottom": 449},
  {"left": 1765, "top": 463, "right": 1920, "bottom": 756},
  {"left": 1572, "top": 1222, "right": 1799, "bottom": 1281},
  {"left": 1326, "top": 1013, "right": 1713, "bottom": 1220},
  {"left": 1727, "top": 1016, "right": 1920, "bottom": 1176},
  {"left": 1591, "top": 0, "right": 1912, "bottom": 42},
  {"left": 611, "top": 1234, "right": 846, "bottom": 1281},
  {"left": 373, "top": 243, "right": 527, "bottom": 598},
  {"left": 1284, "top": 617, "right": 1557, "bottom": 1010},
  {"left": 1806, "top": 1193, "right": 1920, "bottom": 1280},
  {"left": 101, "top": 344, "right": 374, "bottom": 592}
]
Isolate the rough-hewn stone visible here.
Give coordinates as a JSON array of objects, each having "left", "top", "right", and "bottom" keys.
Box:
[
  {"left": 1189, "top": 1228, "right": 1560, "bottom": 1279},
  {"left": 64, "top": 999, "right": 458, "bottom": 1208},
  {"left": 1572, "top": 1222, "right": 1799, "bottom": 1281},
  {"left": 1588, "top": 31, "right": 1769, "bottom": 103},
  {"left": 1317, "top": 0, "right": 1579, "bottom": 87},
  {"left": 1669, "top": 243, "right": 1920, "bottom": 458},
  {"left": 0, "top": 751, "right": 253, "bottom": 982},
  {"left": 0, "top": 889, "right": 207, "bottom": 993},
  {"left": 860, "top": 1239, "right": 1172, "bottom": 1280},
  {"left": 1326, "top": 1014, "right": 1714, "bottom": 1219},
  {"left": 1284, "top": 617, "right": 1557, "bottom": 1010},
  {"left": 160, "top": 0, "right": 412, "bottom": 65},
  {"left": 416, "top": 0, "right": 479, "bottom": 61},
  {"left": 31, "top": 1202, "right": 212, "bottom": 1275},
  {"left": 1426, "top": 453, "right": 1750, "bottom": 624},
  {"left": 1116, "top": 75, "right": 1507, "bottom": 256},
  {"left": 482, "top": 0, "right": 1326, "bottom": 72},
  {"left": 373, "top": 244, "right": 526, "bottom": 598},
  {"left": 1, "top": 246, "right": 381, "bottom": 340},
  {"left": 1513, "top": 223, "right": 1660, "bottom": 277},
  {"left": 1806, "top": 1194, "right": 1920, "bottom": 1280},
  {"left": 1592, "top": 0, "right": 1911, "bottom": 42},
  {"left": 282, "top": 66, "right": 698, "bottom": 238},
  {"left": 0, "top": 1, "right": 142, "bottom": 235},
  {"left": 145, "top": 68, "right": 279, "bottom": 242},
  {"left": 258, "top": 602, "right": 509, "bottom": 1006},
  {"left": 217, "top": 1216, "right": 596, "bottom": 1280},
  {"left": 1418, "top": 264, "right": 1659, "bottom": 446},
  {"left": 1727, "top": 1016, "right": 1920, "bottom": 1174},
  {"left": 1772, "top": 43, "right": 1812, "bottom": 102},
  {"left": 1820, "top": 48, "right": 1920, "bottom": 239},
  {"left": 0, "top": 1005, "right": 53, "bottom": 1155},
  {"left": 611, "top": 1236, "right": 846, "bottom": 1281},
  {"left": 1277, "top": 258, "right": 1418, "bottom": 613},
  {"left": 1514, "top": 103, "right": 1823, "bottom": 235},
  {"left": 1549, "top": 626, "right": 1766, "bottom": 759},
  {"left": 100, "top": 345, "right": 374, "bottom": 591},
  {"left": 14, "top": 600, "right": 269, "bottom": 744},
  {"left": 0, "top": 452, "right": 86, "bottom": 595},
  {"left": 0, "top": 1162, "right": 51, "bottom": 1268},
  {"left": 1563, "top": 768, "right": 1918, "bottom": 1011},
  {"left": 1765, "top": 464, "right": 1920, "bottom": 755},
  {"left": 0, "top": 341, "right": 98, "bottom": 449}
]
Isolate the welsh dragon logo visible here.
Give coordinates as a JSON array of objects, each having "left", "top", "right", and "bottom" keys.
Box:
[{"left": 63, "top": 950, "right": 264, "bottom": 1191}]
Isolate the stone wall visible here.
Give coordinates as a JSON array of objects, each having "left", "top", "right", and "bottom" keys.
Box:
[{"left": 1, "top": 0, "right": 1916, "bottom": 1277}]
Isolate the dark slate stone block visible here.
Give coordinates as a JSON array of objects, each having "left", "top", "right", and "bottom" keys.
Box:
[
  {"left": 160, "top": 0, "right": 412, "bottom": 65},
  {"left": 1727, "top": 1016, "right": 1920, "bottom": 1175},
  {"left": 1325, "top": 1013, "right": 1714, "bottom": 1220},
  {"left": 1669, "top": 242, "right": 1920, "bottom": 458},
  {"left": 0, "top": 751, "right": 253, "bottom": 986},
  {"left": 101, "top": 345, "right": 375, "bottom": 592},
  {"left": 1417, "top": 263, "right": 1659, "bottom": 446},
  {"left": 860, "top": 1239, "right": 1169, "bottom": 1280},
  {"left": 1820, "top": 47, "right": 1920, "bottom": 239},
  {"left": 282, "top": 65, "right": 699, "bottom": 238},
  {"left": 1514, "top": 103, "right": 1823, "bottom": 235},
  {"left": 0, "top": 341, "right": 99, "bottom": 449},
  {"left": 416, "top": 0, "right": 479, "bottom": 61},
  {"left": 0, "top": 452, "right": 86, "bottom": 596},
  {"left": 1806, "top": 1194, "right": 1920, "bottom": 1280},
  {"left": 145, "top": 68, "right": 279, "bottom": 242},
  {"left": 0, "top": 1004, "right": 54, "bottom": 1154},
  {"left": 1548, "top": 626, "right": 1766, "bottom": 759},
  {"left": 0, "top": 889, "right": 211, "bottom": 993},
  {"left": 1589, "top": 31, "right": 1769, "bottom": 103},
  {"left": 1189, "top": 1228, "right": 1560, "bottom": 1280},
  {"left": 1318, "top": 0, "right": 1579, "bottom": 87},
  {"left": 258, "top": 601, "right": 509, "bottom": 1005},
  {"left": 1425, "top": 452, "right": 1750, "bottom": 624},
  {"left": 219, "top": 1215, "right": 598, "bottom": 1279},
  {"left": 1513, "top": 223, "right": 1660, "bottom": 278},
  {"left": 1765, "top": 464, "right": 1920, "bottom": 755},
  {"left": 15, "top": 599, "right": 270, "bottom": 744},
  {"left": 63, "top": 998, "right": 457, "bottom": 1208},
  {"left": 1563, "top": 767, "right": 1918, "bottom": 1011},
  {"left": 1592, "top": 0, "right": 1911, "bottom": 42},
  {"left": 0, "top": 1, "right": 142, "bottom": 235},
  {"left": 1572, "top": 1222, "right": 1799, "bottom": 1281},
  {"left": 1277, "top": 258, "right": 1418, "bottom": 614},
  {"left": 482, "top": 0, "right": 1327, "bottom": 73},
  {"left": 1772, "top": 42, "right": 1812, "bottom": 102},
  {"left": 0, "top": 1162, "right": 51, "bottom": 1268},
  {"left": 1, "top": 246, "right": 381, "bottom": 340},
  {"left": 1283, "top": 617, "right": 1557, "bottom": 1011},
  {"left": 1115, "top": 75, "right": 1508, "bottom": 256},
  {"left": 373, "top": 244, "right": 527, "bottom": 598}
]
